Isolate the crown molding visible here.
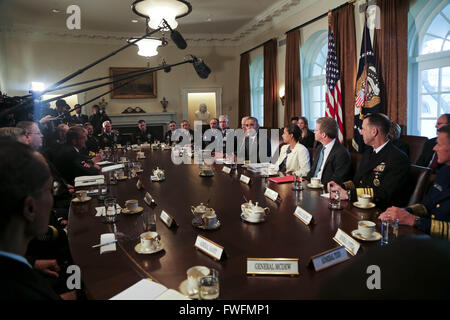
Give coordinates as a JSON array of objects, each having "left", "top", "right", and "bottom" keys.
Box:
[{"left": 0, "top": 0, "right": 319, "bottom": 47}]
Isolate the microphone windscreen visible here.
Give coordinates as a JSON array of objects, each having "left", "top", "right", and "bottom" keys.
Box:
[
  {"left": 170, "top": 30, "right": 187, "bottom": 50},
  {"left": 193, "top": 59, "right": 211, "bottom": 79},
  {"left": 164, "top": 66, "right": 171, "bottom": 73}
]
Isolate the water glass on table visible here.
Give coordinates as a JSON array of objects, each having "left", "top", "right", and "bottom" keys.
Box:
[
  {"left": 198, "top": 268, "right": 219, "bottom": 300},
  {"left": 329, "top": 187, "right": 342, "bottom": 210},
  {"left": 381, "top": 216, "right": 399, "bottom": 244},
  {"left": 104, "top": 197, "right": 117, "bottom": 224}
]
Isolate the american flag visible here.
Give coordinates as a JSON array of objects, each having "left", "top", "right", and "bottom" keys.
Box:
[{"left": 325, "top": 26, "right": 344, "bottom": 143}]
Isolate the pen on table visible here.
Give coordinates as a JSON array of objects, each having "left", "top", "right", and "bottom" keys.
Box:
[{"left": 92, "top": 240, "right": 118, "bottom": 248}]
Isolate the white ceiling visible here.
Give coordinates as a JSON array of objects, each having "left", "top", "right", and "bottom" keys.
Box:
[{"left": 0, "top": 0, "right": 305, "bottom": 42}]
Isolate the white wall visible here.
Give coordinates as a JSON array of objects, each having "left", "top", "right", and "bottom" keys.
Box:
[{"left": 0, "top": 34, "right": 239, "bottom": 126}]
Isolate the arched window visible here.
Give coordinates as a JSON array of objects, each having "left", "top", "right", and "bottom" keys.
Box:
[
  {"left": 301, "top": 30, "right": 328, "bottom": 129},
  {"left": 408, "top": 0, "right": 450, "bottom": 138},
  {"left": 249, "top": 55, "right": 264, "bottom": 125}
]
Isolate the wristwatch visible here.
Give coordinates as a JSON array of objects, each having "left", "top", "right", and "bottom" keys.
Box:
[{"left": 413, "top": 216, "right": 421, "bottom": 228}]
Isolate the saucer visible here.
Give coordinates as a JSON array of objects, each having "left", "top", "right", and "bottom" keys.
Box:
[
  {"left": 307, "top": 183, "right": 324, "bottom": 189},
  {"left": 240, "top": 213, "right": 264, "bottom": 224},
  {"left": 116, "top": 176, "right": 127, "bottom": 181},
  {"left": 134, "top": 242, "right": 164, "bottom": 254},
  {"left": 199, "top": 172, "right": 214, "bottom": 177},
  {"left": 191, "top": 217, "right": 221, "bottom": 230},
  {"left": 353, "top": 201, "right": 376, "bottom": 209},
  {"left": 178, "top": 279, "right": 199, "bottom": 299},
  {"left": 122, "top": 206, "right": 144, "bottom": 214},
  {"left": 72, "top": 196, "right": 92, "bottom": 203},
  {"left": 351, "top": 230, "right": 382, "bottom": 241}
]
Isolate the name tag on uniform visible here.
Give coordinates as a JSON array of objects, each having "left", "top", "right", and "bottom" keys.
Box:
[
  {"left": 160, "top": 210, "right": 176, "bottom": 228},
  {"left": 309, "top": 246, "right": 350, "bottom": 272},
  {"left": 333, "top": 228, "right": 360, "bottom": 256},
  {"left": 240, "top": 174, "right": 250, "bottom": 184},
  {"left": 222, "top": 166, "right": 231, "bottom": 174},
  {"left": 294, "top": 206, "right": 313, "bottom": 225},
  {"left": 264, "top": 188, "right": 279, "bottom": 202},
  {"left": 195, "top": 235, "right": 224, "bottom": 261},
  {"left": 247, "top": 258, "right": 299, "bottom": 276}
]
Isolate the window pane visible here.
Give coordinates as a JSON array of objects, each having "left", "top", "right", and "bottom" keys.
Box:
[
  {"left": 441, "top": 94, "right": 450, "bottom": 113},
  {"left": 421, "top": 94, "right": 438, "bottom": 117},
  {"left": 421, "top": 68, "right": 439, "bottom": 93},
  {"left": 312, "top": 86, "right": 322, "bottom": 101},
  {"left": 420, "top": 119, "right": 437, "bottom": 138},
  {"left": 442, "top": 66, "right": 450, "bottom": 91},
  {"left": 312, "top": 64, "right": 322, "bottom": 76},
  {"left": 443, "top": 3, "right": 450, "bottom": 21},
  {"left": 312, "top": 102, "right": 323, "bottom": 119},
  {"left": 426, "top": 13, "right": 449, "bottom": 40},
  {"left": 422, "top": 34, "right": 444, "bottom": 54}
]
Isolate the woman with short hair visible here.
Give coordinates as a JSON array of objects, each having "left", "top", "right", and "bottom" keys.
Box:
[{"left": 275, "top": 124, "right": 310, "bottom": 177}]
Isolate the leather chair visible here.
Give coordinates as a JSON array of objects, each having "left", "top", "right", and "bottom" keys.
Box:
[
  {"left": 399, "top": 135, "right": 428, "bottom": 164},
  {"left": 350, "top": 152, "right": 363, "bottom": 178},
  {"left": 405, "top": 164, "right": 431, "bottom": 206}
]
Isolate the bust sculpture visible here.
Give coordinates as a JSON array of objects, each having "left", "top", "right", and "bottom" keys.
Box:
[{"left": 194, "top": 103, "right": 211, "bottom": 123}]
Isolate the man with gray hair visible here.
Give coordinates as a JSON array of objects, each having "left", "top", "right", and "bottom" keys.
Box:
[{"left": 307, "top": 117, "right": 351, "bottom": 186}]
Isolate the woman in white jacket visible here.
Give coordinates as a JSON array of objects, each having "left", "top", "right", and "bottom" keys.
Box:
[{"left": 275, "top": 124, "right": 311, "bottom": 177}]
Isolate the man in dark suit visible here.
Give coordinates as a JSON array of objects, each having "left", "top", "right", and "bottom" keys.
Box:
[
  {"left": 98, "top": 120, "right": 117, "bottom": 149},
  {"left": 379, "top": 124, "right": 450, "bottom": 240},
  {"left": 237, "top": 116, "right": 271, "bottom": 163},
  {"left": 165, "top": 121, "right": 179, "bottom": 144},
  {"left": 70, "top": 104, "right": 88, "bottom": 125},
  {"left": 88, "top": 104, "right": 111, "bottom": 135},
  {"left": 83, "top": 122, "right": 100, "bottom": 154},
  {"left": 135, "top": 119, "right": 152, "bottom": 144},
  {"left": 307, "top": 117, "right": 351, "bottom": 186},
  {"left": 54, "top": 126, "right": 100, "bottom": 185},
  {"left": 328, "top": 113, "right": 410, "bottom": 209},
  {"left": 0, "top": 138, "right": 61, "bottom": 299},
  {"left": 416, "top": 114, "right": 449, "bottom": 172}
]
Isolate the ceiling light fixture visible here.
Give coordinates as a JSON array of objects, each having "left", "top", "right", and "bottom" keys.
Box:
[
  {"left": 128, "top": 37, "right": 164, "bottom": 57},
  {"left": 131, "top": 0, "right": 192, "bottom": 30}
]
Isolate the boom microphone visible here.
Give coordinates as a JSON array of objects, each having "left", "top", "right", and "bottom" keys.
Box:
[
  {"left": 170, "top": 30, "right": 187, "bottom": 50},
  {"left": 190, "top": 55, "right": 211, "bottom": 79}
]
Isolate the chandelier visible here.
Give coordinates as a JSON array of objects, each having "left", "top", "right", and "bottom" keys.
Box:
[{"left": 131, "top": 0, "right": 192, "bottom": 30}]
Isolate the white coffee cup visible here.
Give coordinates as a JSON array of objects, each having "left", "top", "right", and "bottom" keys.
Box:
[
  {"left": 358, "top": 194, "right": 372, "bottom": 207},
  {"left": 125, "top": 199, "right": 139, "bottom": 212},
  {"left": 186, "top": 266, "right": 210, "bottom": 294},
  {"left": 358, "top": 220, "right": 376, "bottom": 238},
  {"left": 311, "top": 177, "right": 321, "bottom": 186},
  {"left": 140, "top": 231, "right": 160, "bottom": 250}
]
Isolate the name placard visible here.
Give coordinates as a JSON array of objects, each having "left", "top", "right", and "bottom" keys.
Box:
[
  {"left": 333, "top": 228, "right": 360, "bottom": 256},
  {"left": 136, "top": 179, "right": 143, "bottom": 190},
  {"left": 144, "top": 192, "right": 156, "bottom": 206},
  {"left": 309, "top": 246, "right": 350, "bottom": 272},
  {"left": 194, "top": 235, "right": 224, "bottom": 261},
  {"left": 247, "top": 258, "right": 299, "bottom": 276},
  {"left": 222, "top": 166, "right": 232, "bottom": 174},
  {"left": 160, "top": 210, "right": 176, "bottom": 228},
  {"left": 294, "top": 206, "right": 313, "bottom": 225},
  {"left": 264, "top": 188, "right": 279, "bottom": 202},
  {"left": 240, "top": 174, "right": 250, "bottom": 184},
  {"left": 101, "top": 163, "right": 125, "bottom": 173}
]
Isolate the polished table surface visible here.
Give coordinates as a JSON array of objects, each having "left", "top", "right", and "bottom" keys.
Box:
[{"left": 68, "top": 148, "right": 423, "bottom": 299}]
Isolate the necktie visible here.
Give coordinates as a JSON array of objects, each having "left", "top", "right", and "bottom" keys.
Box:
[{"left": 314, "top": 147, "right": 325, "bottom": 177}]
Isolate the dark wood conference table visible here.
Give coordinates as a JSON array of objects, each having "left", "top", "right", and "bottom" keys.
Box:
[{"left": 68, "top": 147, "right": 422, "bottom": 300}]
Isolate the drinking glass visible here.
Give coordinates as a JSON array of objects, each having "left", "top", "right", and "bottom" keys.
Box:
[
  {"left": 381, "top": 216, "right": 399, "bottom": 244},
  {"left": 97, "top": 183, "right": 107, "bottom": 201},
  {"left": 104, "top": 197, "right": 117, "bottom": 224},
  {"left": 329, "top": 188, "right": 342, "bottom": 210},
  {"left": 292, "top": 174, "right": 302, "bottom": 191},
  {"left": 198, "top": 268, "right": 219, "bottom": 300}
]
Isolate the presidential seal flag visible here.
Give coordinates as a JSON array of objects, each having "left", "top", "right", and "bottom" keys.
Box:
[
  {"left": 325, "top": 25, "right": 344, "bottom": 144},
  {"left": 352, "top": 24, "right": 382, "bottom": 153}
]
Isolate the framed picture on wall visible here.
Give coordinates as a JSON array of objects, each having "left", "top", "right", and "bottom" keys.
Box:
[{"left": 109, "top": 67, "right": 157, "bottom": 99}]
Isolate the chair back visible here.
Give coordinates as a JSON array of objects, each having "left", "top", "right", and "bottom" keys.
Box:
[
  {"left": 406, "top": 164, "right": 431, "bottom": 206},
  {"left": 399, "top": 135, "right": 427, "bottom": 164}
]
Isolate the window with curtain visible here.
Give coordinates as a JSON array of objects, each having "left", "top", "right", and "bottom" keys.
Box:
[
  {"left": 408, "top": 0, "right": 450, "bottom": 138},
  {"left": 301, "top": 30, "right": 328, "bottom": 129},
  {"left": 249, "top": 55, "right": 264, "bottom": 125}
]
